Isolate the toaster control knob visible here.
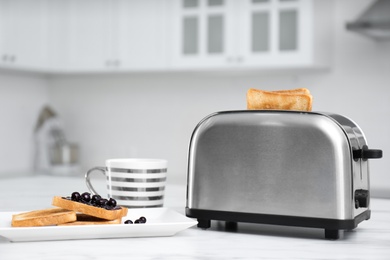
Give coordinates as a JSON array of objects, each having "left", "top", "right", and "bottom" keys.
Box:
[
  {"left": 353, "top": 145, "right": 383, "bottom": 161},
  {"left": 355, "top": 189, "right": 369, "bottom": 208}
]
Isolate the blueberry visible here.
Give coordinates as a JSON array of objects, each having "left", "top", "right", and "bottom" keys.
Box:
[
  {"left": 71, "top": 192, "right": 81, "bottom": 202},
  {"left": 107, "top": 198, "right": 117, "bottom": 208},
  {"left": 92, "top": 195, "right": 101, "bottom": 201},
  {"left": 91, "top": 195, "right": 101, "bottom": 205},
  {"left": 81, "top": 192, "right": 91, "bottom": 203},
  {"left": 124, "top": 219, "right": 133, "bottom": 224},
  {"left": 98, "top": 198, "right": 108, "bottom": 207},
  {"left": 94, "top": 199, "right": 102, "bottom": 206},
  {"left": 135, "top": 216, "right": 146, "bottom": 224}
]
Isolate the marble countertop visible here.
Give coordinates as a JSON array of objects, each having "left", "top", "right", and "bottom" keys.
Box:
[{"left": 1, "top": 175, "right": 390, "bottom": 259}]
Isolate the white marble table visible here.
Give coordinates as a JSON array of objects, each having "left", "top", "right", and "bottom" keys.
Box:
[{"left": 1, "top": 175, "right": 390, "bottom": 259}]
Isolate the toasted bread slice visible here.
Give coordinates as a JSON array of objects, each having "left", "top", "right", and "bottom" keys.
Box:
[
  {"left": 246, "top": 88, "right": 312, "bottom": 111},
  {"left": 272, "top": 88, "right": 311, "bottom": 95},
  {"left": 52, "top": 196, "right": 128, "bottom": 221},
  {"left": 57, "top": 214, "right": 122, "bottom": 226},
  {"left": 12, "top": 208, "right": 76, "bottom": 227}
]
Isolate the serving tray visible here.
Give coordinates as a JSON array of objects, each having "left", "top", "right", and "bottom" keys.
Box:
[{"left": 0, "top": 208, "right": 197, "bottom": 242}]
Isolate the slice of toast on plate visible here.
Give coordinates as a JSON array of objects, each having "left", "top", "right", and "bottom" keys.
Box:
[
  {"left": 52, "top": 196, "right": 128, "bottom": 221},
  {"left": 11, "top": 208, "right": 76, "bottom": 227},
  {"left": 57, "top": 214, "right": 122, "bottom": 226}
]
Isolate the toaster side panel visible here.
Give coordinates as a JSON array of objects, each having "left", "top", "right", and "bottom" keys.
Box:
[
  {"left": 322, "top": 113, "right": 370, "bottom": 218},
  {"left": 187, "top": 111, "right": 354, "bottom": 220}
]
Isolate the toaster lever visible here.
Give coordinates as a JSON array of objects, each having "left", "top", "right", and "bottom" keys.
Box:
[{"left": 353, "top": 145, "right": 383, "bottom": 161}]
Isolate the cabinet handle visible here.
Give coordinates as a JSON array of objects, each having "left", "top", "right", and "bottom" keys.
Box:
[
  {"left": 226, "top": 57, "right": 244, "bottom": 63},
  {"left": 1, "top": 55, "right": 16, "bottom": 63},
  {"left": 105, "top": 60, "right": 120, "bottom": 67}
]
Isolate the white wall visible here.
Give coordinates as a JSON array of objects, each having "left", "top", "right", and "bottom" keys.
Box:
[{"left": 0, "top": 72, "right": 49, "bottom": 175}]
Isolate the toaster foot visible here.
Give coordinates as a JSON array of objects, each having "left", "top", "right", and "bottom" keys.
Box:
[
  {"left": 197, "top": 219, "right": 211, "bottom": 229},
  {"left": 325, "top": 229, "right": 341, "bottom": 240},
  {"left": 225, "top": 221, "right": 238, "bottom": 231}
]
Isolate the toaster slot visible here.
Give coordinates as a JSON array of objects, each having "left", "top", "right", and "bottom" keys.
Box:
[{"left": 355, "top": 189, "right": 369, "bottom": 209}]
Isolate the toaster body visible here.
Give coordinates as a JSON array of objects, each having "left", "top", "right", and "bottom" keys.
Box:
[{"left": 186, "top": 110, "right": 382, "bottom": 239}]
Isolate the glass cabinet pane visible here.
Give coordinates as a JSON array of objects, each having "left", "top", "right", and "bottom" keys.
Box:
[
  {"left": 183, "top": 0, "right": 199, "bottom": 8},
  {"left": 208, "top": 0, "right": 223, "bottom": 6},
  {"left": 183, "top": 17, "right": 198, "bottom": 54},
  {"left": 252, "top": 0, "right": 269, "bottom": 3},
  {"left": 279, "top": 10, "right": 297, "bottom": 51},
  {"left": 252, "top": 12, "right": 269, "bottom": 52},
  {"left": 207, "top": 15, "right": 224, "bottom": 53}
]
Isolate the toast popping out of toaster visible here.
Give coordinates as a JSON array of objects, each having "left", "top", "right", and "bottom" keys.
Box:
[{"left": 186, "top": 110, "right": 382, "bottom": 239}]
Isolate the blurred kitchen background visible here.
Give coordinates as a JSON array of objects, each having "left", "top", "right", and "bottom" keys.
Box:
[{"left": 0, "top": 0, "right": 389, "bottom": 197}]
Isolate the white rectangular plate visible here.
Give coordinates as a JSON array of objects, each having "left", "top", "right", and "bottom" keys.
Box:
[{"left": 0, "top": 208, "right": 197, "bottom": 242}]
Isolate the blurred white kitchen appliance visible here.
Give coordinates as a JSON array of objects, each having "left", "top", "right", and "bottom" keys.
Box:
[{"left": 34, "top": 106, "right": 80, "bottom": 175}]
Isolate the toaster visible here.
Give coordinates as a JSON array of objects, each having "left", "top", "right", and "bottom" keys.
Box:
[{"left": 186, "top": 110, "right": 382, "bottom": 239}]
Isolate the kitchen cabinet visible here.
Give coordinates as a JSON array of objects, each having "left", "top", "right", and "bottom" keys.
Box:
[
  {"left": 57, "top": 0, "right": 117, "bottom": 72},
  {"left": 48, "top": 0, "right": 167, "bottom": 72},
  {"left": 169, "top": 0, "right": 236, "bottom": 68},
  {"left": 170, "top": 0, "right": 332, "bottom": 70},
  {"left": 0, "top": 0, "right": 331, "bottom": 73},
  {"left": 45, "top": 0, "right": 70, "bottom": 71},
  {"left": 0, "top": 0, "right": 48, "bottom": 70},
  {"left": 121, "top": 0, "right": 168, "bottom": 71},
  {"left": 46, "top": 0, "right": 119, "bottom": 72}
]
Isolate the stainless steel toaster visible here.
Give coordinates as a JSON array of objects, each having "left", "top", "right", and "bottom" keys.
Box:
[{"left": 186, "top": 110, "right": 382, "bottom": 239}]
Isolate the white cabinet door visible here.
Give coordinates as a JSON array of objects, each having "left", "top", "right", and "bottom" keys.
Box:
[
  {"left": 238, "top": 0, "right": 314, "bottom": 68},
  {"left": 119, "top": 0, "right": 168, "bottom": 71},
  {"left": 48, "top": 0, "right": 124, "bottom": 72},
  {"left": 55, "top": 0, "right": 168, "bottom": 72},
  {"left": 65, "top": 0, "right": 111, "bottom": 71},
  {"left": 0, "top": 0, "right": 48, "bottom": 70},
  {"left": 170, "top": 0, "right": 330, "bottom": 70},
  {"left": 170, "top": 0, "right": 236, "bottom": 69},
  {"left": 46, "top": 0, "right": 70, "bottom": 71}
]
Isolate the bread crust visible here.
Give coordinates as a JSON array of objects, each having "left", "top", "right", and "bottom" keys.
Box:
[
  {"left": 52, "top": 196, "right": 128, "bottom": 221},
  {"left": 272, "top": 88, "right": 311, "bottom": 95},
  {"left": 246, "top": 88, "right": 312, "bottom": 111},
  {"left": 11, "top": 208, "right": 76, "bottom": 227}
]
